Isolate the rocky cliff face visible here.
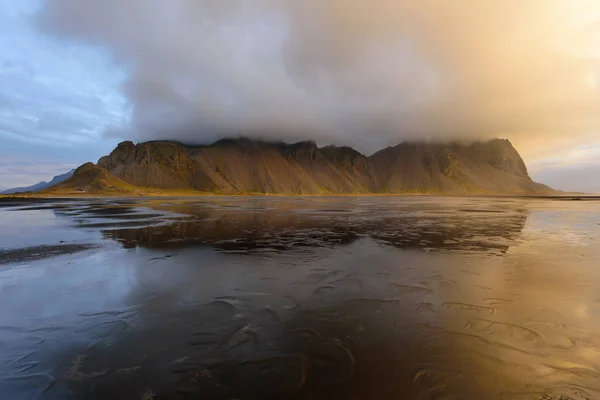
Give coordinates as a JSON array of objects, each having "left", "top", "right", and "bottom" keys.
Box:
[
  {"left": 368, "top": 139, "right": 549, "bottom": 194},
  {"left": 85, "top": 137, "right": 554, "bottom": 195},
  {"left": 96, "top": 139, "right": 377, "bottom": 194},
  {"left": 98, "top": 141, "right": 213, "bottom": 190}
]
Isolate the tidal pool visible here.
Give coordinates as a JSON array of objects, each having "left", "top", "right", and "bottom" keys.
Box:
[{"left": 1, "top": 196, "right": 599, "bottom": 399}]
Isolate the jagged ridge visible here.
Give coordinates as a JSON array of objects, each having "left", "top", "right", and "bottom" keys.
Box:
[{"left": 57, "top": 138, "right": 554, "bottom": 195}]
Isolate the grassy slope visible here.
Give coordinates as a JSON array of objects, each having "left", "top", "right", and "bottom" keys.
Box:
[{"left": 42, "top": 163, "right": 145, "bottom": 195}]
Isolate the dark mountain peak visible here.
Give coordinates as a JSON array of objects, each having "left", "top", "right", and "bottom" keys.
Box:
[
  {"left": 291, "top": 140, "right": 318, "bottom": 148},
  {"left": 134, "top": 141, "right": 194, "bottom": 171},
  {"left": 208, "top": 137, "right": 286, "bottom": 153},
  {"left": 99, "top": 140, "right": 194, "bottom": 172},
  {"left": 369, "top": 138, "right": 529, "bottom": 179},
  {"left": 74, "top": 162, "right": 98, "bottom": 174},
  {"left": 117, "top": 140, "right": 135, "bottom": 149},
  {"left": 464, "top": 139, "right": 529, "bottom": 177},
  {"left": 281, "top": 140, "right": 321, "bottom": 162},
  {"left": 212, "top": 136, "right": 261, "bottom": 146},
  {"left": 320, "top": 145, "right": 367, "bottom": 166},
  {"left": 68, "top": 137, "right": 555, "bottom": 195},
  {"left": 98, "top": 141, "right": 136, "bottom": 169}
]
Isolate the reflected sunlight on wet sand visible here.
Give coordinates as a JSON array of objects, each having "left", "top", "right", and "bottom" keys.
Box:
[{"left": 1, "top": 196, "right": 599, "bottom": 399}]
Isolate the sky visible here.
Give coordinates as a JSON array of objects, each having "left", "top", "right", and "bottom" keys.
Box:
[{"left": 1, "top": 0, "right": 600, "bottom": 192}]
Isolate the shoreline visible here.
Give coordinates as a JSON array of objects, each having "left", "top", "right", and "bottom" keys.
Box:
[{"left": 0, "top": 192, "right": 596, "bottom": 200}]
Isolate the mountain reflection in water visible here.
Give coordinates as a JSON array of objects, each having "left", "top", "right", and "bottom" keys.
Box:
[
  {"left": 0, "top": 196, "right": 599, "bottom": 399},
  {"left": 100, "top": 197, "right": 528, "bottom": 254}
]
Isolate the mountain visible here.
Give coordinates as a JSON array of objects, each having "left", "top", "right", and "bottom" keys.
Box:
[
  {"left": 2, "top": 169, "right": 75, "bottom": 194},
  {"left": 44, "top": 163, "right": 138, "bottom": 194},
  {"left": 368, "top": 139, "right": 551, "bottom": 194},
  {"left": 50, "top": 138, "right": 554, "bottom": 195},
  {"left": 96, "top": 138, "right": 377, "bottom": 194}
]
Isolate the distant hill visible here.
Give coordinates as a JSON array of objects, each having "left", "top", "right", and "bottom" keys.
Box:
[
  {"left": 2, "top": 169, "right": 75, "bottom": 194},
  {"left": 49, "top": 138, "right": 555, "bottom": 195}
]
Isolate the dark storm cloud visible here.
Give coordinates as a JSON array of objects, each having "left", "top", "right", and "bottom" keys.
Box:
[{"left": 37, "top": 0, "right": 600, "bottom": 153}]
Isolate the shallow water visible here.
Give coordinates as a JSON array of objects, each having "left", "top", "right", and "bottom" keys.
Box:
[{"left": 1, "top": 196, "right": 600, "bottom": 399}]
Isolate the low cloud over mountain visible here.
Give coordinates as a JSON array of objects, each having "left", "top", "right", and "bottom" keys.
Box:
[{"left": 37, "top": 1, "right": 600, "bottom": 154}]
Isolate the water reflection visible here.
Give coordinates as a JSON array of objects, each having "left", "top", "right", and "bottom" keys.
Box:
[
  {"left": 77, "top": 197, "right": 531, "bottom": 255},
  {"left": 1, "top": 197, "right": 600, "bottom": 399}
]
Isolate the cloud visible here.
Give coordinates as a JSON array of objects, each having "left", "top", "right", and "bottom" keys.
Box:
[
  {"left": 36, "top": 0, "right": 600, "bottom": 153},
  {"left": 0, "top": 0, "right": 129, "bottom": 154}
]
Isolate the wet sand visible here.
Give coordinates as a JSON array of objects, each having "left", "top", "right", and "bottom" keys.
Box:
[
  {"left": 0, "top": 244, "right": 100, "bottom": 265},
  {"left": 1, "top": 196, "right": 600, "bottom": 399}
]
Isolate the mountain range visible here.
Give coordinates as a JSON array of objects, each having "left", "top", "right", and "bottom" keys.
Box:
[
  {"left": 2, "top": 169, "right": 75, "bottom": 194},
  {"left": 41, "top": 137, "right": 555, "bottom": 195}
]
